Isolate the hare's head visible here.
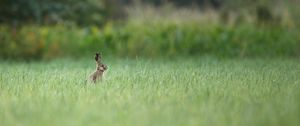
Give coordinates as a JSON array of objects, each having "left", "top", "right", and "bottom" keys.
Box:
[{"left": 97, "top": 64, "right": 107, "bottom": 72}]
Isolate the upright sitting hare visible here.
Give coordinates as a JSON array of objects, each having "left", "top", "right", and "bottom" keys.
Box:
[{"left": 89, "top": 52, "right": 108, "bottom": 83}]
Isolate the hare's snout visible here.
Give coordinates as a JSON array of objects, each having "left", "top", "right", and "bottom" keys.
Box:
[{"left": 97, "top": 66, "right": 104, "bottom": 71}]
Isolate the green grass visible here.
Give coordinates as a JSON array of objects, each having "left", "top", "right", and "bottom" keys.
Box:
[{"left": 0, "top": 57, "right": 299, "bottom": 126}]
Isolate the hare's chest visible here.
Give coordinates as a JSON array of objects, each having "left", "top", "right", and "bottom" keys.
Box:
[{"left": 90, "top": 71, "right": 103, "bottom": 83}]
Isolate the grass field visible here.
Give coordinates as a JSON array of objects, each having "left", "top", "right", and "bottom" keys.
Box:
[{"left": 0, "top": 57, "right": 299, "bottom": 126}]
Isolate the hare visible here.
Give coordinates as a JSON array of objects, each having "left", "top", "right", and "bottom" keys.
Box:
[{"left": 88, "top": 52, "right": 108, "bottom": 83}]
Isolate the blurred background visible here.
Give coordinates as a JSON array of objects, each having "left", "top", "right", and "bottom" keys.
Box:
[{"left": 0, "top": 0, "right": 299, "bottom": 60}]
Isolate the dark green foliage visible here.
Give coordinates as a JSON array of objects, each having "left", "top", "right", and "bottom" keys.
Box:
[
  {"left": 256, "top": 5, "right": 273, "bottom": 24},
  {"left": 0, "top": 0, "right": 122, "bottom": 26}
]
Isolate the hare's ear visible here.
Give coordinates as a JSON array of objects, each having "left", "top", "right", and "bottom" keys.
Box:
[{"left": 95, "top": 52, "right": 100, "bottom": 61}]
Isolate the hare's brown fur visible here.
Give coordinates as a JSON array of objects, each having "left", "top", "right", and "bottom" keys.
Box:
[{"left": 89, "top": 53, "right": 107, "bottom": 83}]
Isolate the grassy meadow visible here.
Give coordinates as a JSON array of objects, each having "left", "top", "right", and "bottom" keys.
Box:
[
  {"left": 0, "top": 57, "right": 299, "bottom": 126},
  {"left": 1, "top": 1, "right": 300, "bottom": 126}
]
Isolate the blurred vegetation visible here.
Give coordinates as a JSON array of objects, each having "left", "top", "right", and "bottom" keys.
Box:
[
  {"left": 1, "top": 22, "right": 299, "bottom": 59},
  {"left": 0, "top": 0, "right": 299, "bottom": 59},
  {"left": 0, "top": 0, "right": 125, "bottom": 26}
]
